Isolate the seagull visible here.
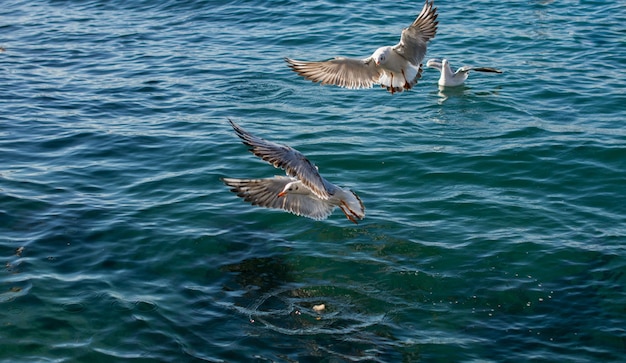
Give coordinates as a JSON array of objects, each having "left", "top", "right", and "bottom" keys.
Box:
[
  {"left": 426, "top": 58, "right": 503, "bottom": 87},
  {"left": 222, "top": 119, "right": 365, "bottom": 224},
  {"left": 285, "top": 0, "right": 438, "bottom": 94}
]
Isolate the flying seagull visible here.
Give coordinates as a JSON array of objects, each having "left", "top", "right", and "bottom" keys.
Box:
[
  {"left": 222, "top": 120, "right": 365, "bottom": 224},
  {"left": 285, "top": 0, "right": 438, "bottom": 94},
  {"left": 426, "top": 58, "right": 503, "bottom": 87}
]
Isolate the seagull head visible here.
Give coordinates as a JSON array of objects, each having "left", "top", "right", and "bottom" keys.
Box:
[
  {"left": 277, "top": 180, "right": 303, "bottom": 197},
  {"left": 372, "top": 47, "right": 391, "bottom": 66}
]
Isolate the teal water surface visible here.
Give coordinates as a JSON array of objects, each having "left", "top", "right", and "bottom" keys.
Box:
[{"left": 1, "top": 0, "right": 625, "bottom": 362}]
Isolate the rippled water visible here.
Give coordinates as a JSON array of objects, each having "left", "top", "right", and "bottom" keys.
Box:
[{"left": 1, "top": 0, "right": 625, "bottom": 362}]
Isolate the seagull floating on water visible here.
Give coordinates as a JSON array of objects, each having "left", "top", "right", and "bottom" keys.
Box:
[
  {"left": 285, "top": 0, "right": 438, "bottom": 94},
  {"left": 426, "top": 58, "right": 503, "bottom": 87},
  {"left": 222, "top": 119, "right": 365, "bottom": 224}
]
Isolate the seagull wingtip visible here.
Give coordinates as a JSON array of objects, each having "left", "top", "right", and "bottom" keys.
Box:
[{"left": 227, "top": 118, "right": 242, "bottom": 132}]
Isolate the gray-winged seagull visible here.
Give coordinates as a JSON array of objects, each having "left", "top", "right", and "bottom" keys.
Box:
[
  {"left": 222, "top": 119, "right": 365, "bottom": 224},
  {"left": 426, "top": 58, "right": 503, "bottom": 87},
  {"left": 285, "top": 0, "right": 438, "bottom": 94}
]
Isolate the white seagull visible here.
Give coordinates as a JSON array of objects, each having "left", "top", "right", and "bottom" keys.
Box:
[
  {"left": 285, "top": 0, "right": 438, "bottom": 94},
  {"left": 426, "top": 58, "right": 503, "bottom": 87},
  {"left": 222, "top": 119, "right": 365, "bottom": 224}
]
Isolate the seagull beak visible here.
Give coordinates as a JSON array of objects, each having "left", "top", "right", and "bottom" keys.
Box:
[{"left": 277, "top": 191, "right": 286, "bottom": 197}]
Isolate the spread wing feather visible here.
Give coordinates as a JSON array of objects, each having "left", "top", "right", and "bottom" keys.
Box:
[
  {"left": 222, "top": 177, "right": 335, "bottom": 220},
  {"left": 285, "top": 57, "right": 380, "bottom": 89},
  {"left": 457, "top": 65, "right": 503, "bottom": 74},
  {"left": 393, "top": 0, "right": 438, "bottom": 65},
  {"left": 228, "top": 119, "right": 330, "bottom": 199}
]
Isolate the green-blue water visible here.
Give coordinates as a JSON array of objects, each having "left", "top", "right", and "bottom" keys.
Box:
[{"left": 1, "top": 0, "right": 625, "bottom": 361}]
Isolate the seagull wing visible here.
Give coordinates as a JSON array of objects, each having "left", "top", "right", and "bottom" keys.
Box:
[
  {"left": 393, "top": 0, "right": 438, "bottom": 65},
  {"left": 228, "top": 119, "right": 330, "bottom": 199},
  {"left": 222, "top": 177, "right": 335, "bottom": 220},
  {"left": 285, "top": 57, "right": 380, "bottom": 89},
  {"left": 426, "top": 58, "right": 443, "bottom": 71},
  {"left": 458, "top": 66, "right": 503, "bottom": 74}
]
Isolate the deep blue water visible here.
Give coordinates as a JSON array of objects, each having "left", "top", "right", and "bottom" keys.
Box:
[{"left": 1, "top": 0, "right": 625, "bottom": 362}]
